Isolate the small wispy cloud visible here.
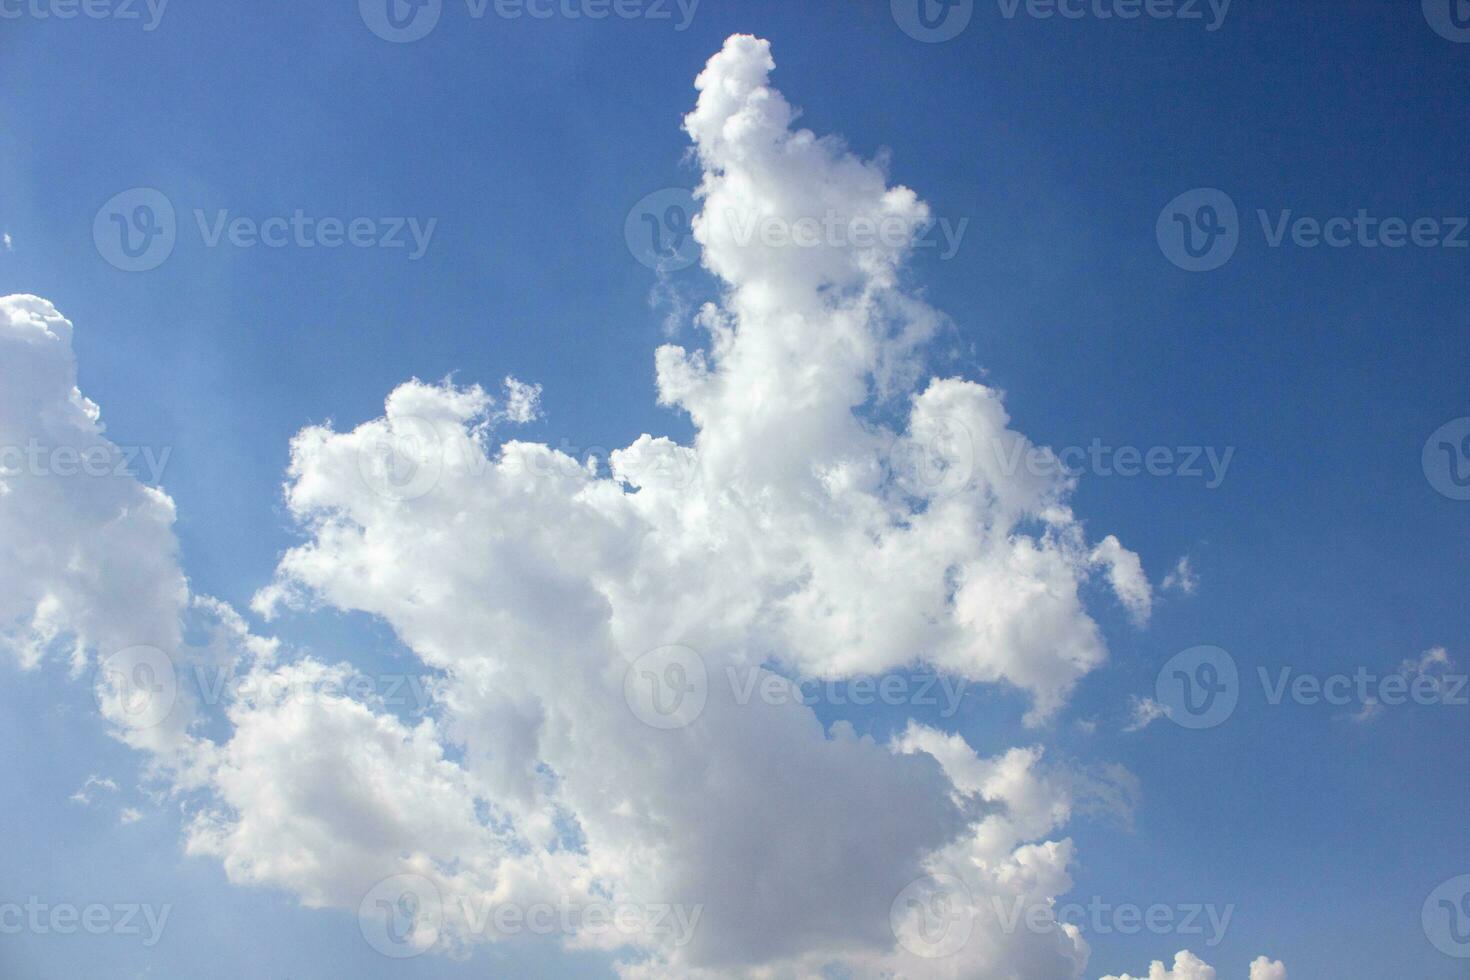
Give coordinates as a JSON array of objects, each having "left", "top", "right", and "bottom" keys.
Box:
[
  {"left": 69, "top": 774, "right": 119, "bottom": 805},
  {"left": 1348, "top": 699, "right": 1384, "bottom": 724},
  {"left": 1350, "top": 647, "right": 1455, "bottom": 724},
  {"left": 1162, "top": 555, "right": 1199, "bottom": 595},
  {"left": 1124, "top": 695, "right": 1172, "bottom": 732},
  {"left": 2, "top": 233, "right": 12, "bottom": 251},
  {"left": 1400, "top": 646, "right": 1452, "bottom": 677}
]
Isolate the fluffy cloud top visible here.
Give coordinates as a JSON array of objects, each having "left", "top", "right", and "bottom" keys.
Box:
[{"left": 1099, "top": 951, "right": 1286, "bottom": 980}]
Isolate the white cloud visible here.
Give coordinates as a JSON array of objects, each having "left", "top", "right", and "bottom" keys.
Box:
[
  {"left": 1162, "top": 556, "right": 1199, "bottom": 595},
  {"left": 1248, "top": 956, "right": 1288, "bottom": 980},
  {"left": 0, "top": 33, "right": 1169, "bottom": 980},
  {"left": 69, "top": 774, "right": 119, "bottom": 805},
  {"left": 1099, "top": 951, "right": 1286, "bottom": 980},
  {"left": 1350, "top": 647, "right": 1455, "bottom": 724},
  {"left": 2, "top": 232, "right": 12, "bottom": 250},
  {"left": 500, "top": 376, "right": 542, "bottom": 424},
  {"left": 0, "top": 295, "right": 198, "bottom": 769},
  {"left": 1124, "top": 696, "right": 1171, "bottom": 732},
  {"left": 1400, "top": 646, "right": 1453, "bottom": 677},
  {"left": 1091, "top": 536, "right": 1153, "bottom": 624}
]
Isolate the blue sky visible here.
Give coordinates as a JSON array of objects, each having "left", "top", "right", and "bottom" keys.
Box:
[{"left": 2, "top": 2, "right": 1469, "bottom": 978}]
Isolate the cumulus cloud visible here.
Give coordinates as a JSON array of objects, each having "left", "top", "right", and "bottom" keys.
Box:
[
  {"left": 1247, "top": 956, "right": 1288, "bottom": 980},
  {"left": 1099, "top": 951, "right": 1286, "bottom": 980},
  {"left": 0, "top": 33, "right": 1168, "bottom": 980},
  {"left": 0, "top": 295, "right": 201, "bottom": 774}
]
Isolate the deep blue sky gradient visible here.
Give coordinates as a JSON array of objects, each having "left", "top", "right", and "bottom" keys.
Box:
[{"left": 2, "top": 2, "right": 1468, "bottom": 976}]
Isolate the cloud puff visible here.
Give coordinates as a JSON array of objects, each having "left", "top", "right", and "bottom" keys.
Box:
[
  {"left": 1162, "top": 556, "right": 1199, "bottom": 595},
  {"left": 1099, "top": 951, "right": 1286, "bottom": 980},
  {"left": 0, "top": 33, "right": 1165, "bottom": 980}
]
